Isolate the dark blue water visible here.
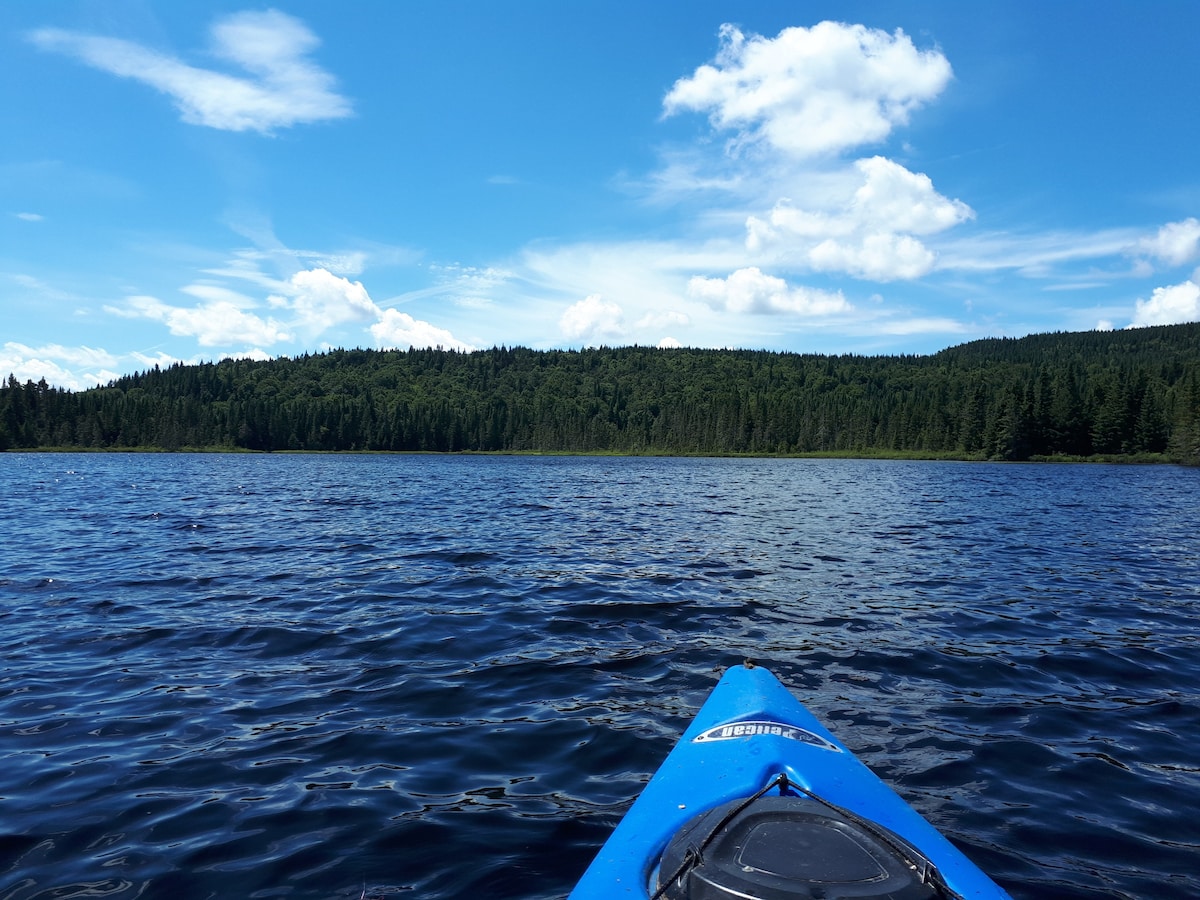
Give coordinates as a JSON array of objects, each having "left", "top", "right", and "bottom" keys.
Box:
[{"left": 1, "top": 454, "right": 1197, "bottom": 899}]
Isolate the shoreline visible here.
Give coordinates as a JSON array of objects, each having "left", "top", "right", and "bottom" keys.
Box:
[{"left": 3, "top": 446, "right": 1180, "bottom": 465}]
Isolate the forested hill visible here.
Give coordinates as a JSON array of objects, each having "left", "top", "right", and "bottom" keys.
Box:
[{"left": 4, "top": 323, "right": 1200, "bottom": 462}]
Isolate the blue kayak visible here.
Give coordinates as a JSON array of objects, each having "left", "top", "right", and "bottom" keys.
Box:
[{"left": 569, "top": 663, "right": 1011, "bottom": 900}]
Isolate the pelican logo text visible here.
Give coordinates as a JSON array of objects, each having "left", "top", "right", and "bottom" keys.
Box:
[{"left": 693, "top": 720, "right": 839, "bottom": 751}]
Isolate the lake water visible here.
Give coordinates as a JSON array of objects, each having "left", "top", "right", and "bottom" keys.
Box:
[{"left": 1, "top": 453, "right": 1198, "bottom": 899}]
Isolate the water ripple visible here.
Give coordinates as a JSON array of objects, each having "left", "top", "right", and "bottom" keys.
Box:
[{"left": 1, "top": 454, "right": 1198, "bottom": 898}]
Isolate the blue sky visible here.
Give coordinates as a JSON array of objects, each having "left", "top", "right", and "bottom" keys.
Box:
[{"left": 3, "top": 1, "right": 1200, "bottom": 390}]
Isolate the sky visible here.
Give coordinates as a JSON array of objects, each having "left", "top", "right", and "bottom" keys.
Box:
[{"left": 3, "top": 1, "right": 1200, "bottom": 390}]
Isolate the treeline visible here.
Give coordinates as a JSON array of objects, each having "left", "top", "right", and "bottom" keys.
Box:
[{"left": 3, "top": 323, "right": 1200, "bottom": 463}]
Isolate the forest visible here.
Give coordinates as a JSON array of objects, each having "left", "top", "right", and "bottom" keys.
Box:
[{"left": 3, "top": 323, "right": 1199, "bottom": 464}]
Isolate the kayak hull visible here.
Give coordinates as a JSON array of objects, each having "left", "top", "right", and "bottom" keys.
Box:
[{"left": 568, "top": 664, "right": 1010, "bottom": 899}]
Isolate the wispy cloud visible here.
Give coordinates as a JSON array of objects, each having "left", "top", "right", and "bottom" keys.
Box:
[
  {"left": 483, "top": 23, "right": 1200, "bottom": 349},
  {"left": 428, "top": 263, "right": 514, "bottom": 310},
  {"left": 486, "top": 22, "right": 972, "bottom": 348},
  {"left": 15, "top": 15, "right": 1197, "bottom": 391},
  {"left": 28, "top": 10, "right": 351, "bottom": 134},
  {"left": 8, "top": 272, "right": 80, "bottom": 304}
]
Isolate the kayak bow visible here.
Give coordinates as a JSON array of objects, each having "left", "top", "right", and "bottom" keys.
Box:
[{"left": 569, "top": 663, "right": 1010, "bottom": 900}]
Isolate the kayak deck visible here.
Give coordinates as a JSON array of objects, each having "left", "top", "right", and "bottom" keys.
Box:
[{"left": 569, "top": 663, "right": 1010, "bottom": 899}]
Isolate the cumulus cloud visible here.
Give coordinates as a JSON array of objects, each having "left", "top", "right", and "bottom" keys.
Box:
[
  {"left": 1136, "top": 218, "right": 1200, "bottom": 267},
  {"left": 29, "top": 10, "right": 351, "bottom": 133},
  {"left": 746, "top": 157, "right": 972, "bottom": 280},
  {"left": 370, "top": 309, "right": 475, "bottom": 352},
  {"left": 274, "top": 267, "right": 475, "bottom": 350},
  {"left": 654, "top": 24, "right": 970, "bottom": 289},
  {"left": 1, "top": 342, "right": 120, "bottom": 390},
  {"left": 122, "top": 294, "right": 292, "bottom": 347},
  {"left": 280, "top": 268, "right": 379, "bottom": 333},
  {"left": 687, "top": 267, "right": 851, "bottom": 316},
  {"left": 848, "top": 156, "right": 973, "bottom": 235},
  {"left": 106, "top": 263, "right": 474, "bottom": 354},
  {"left": 808, "top": 232, "right": 936, "bottom": 281},
  {"left": 1130, "top": 280, "right": 1200, "bottom": 327},
  {"left": 664, "top": 21, "right": 952, "bottom": 159},
  {"left": 560, "top": 294, "right": 626, "bottom": 342}
]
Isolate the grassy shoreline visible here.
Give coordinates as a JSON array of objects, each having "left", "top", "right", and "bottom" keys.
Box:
[{"left": 4, "top": 446, "right": 1180, "bottom": 464}]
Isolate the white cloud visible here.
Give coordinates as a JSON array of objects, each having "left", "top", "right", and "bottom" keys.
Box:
[
  {"left": 935, "top": 227, "right": 1144, "bottom": 275},
  {"left": 203, "top": 251, "right": 292, "bottom": 294},
  {"left": 653, "top": 25, "right": 970, "bottom": 288},
  {"left": 29, "top": 10, "right": 351, "bottom": 134},
  {"left": 130, "top": 350, "right": 193, "bottom": 370},
  {"left": 310, "top": 251, "right": 368, "bottom": 277},
  {"left": 861, "top": 315, "right": 967, "bottom": 336},
  {"left": 635, "top": 310, "right": 690, "bottom": 330},
  {"left": 8, "top": 272, "right": 81, "bottom": 304},
  {"left": 1130, "top": 279, "right": 1200, "bottom": 327},
  {"left": 122, "top": 294, "right": 291, "bottom": 347},
  {"left": 3, "top": 342, "right": 116, "bottom": 370},
  {"left": 687, "top": 267, "right": 851, "bottom": 316},
  {"left": 110, "top": 262, "right": 474, "bottom": 353},
  {"left": 1136, "top": 218, "right": 1200, "bottom": 267},
  {"left": 849, "top": 156, "right": 973, "bottom": 235},
  {"left": 217, "top": 215, "right": 422, "bottom": 297},
  {"left": 228, "top": 348, "right": 274, "bottom": 362},
  {"left": 809, "top": 232, "right": 936, "bottom": 281},
  {"left": 746, "top": 156, "right": 972, "bottom": 280},
  {"left": 523, "top": 240, "right": 714, "bottom": 308},
  {"left": 664, "top": 22, "right": 952, "bottom": 159},
  {"left": 370, "top": 309, "right": 475, "bottom": 352},
  {"left": 560, "top": 294, "right": 626, "bottom": 343},
  {"left": 1, "top": 342, "right": 120, "bottom": 390},
  {"left": 282, "top": 268, "right": 379, "bottom": 332},
  {"left": 15, "top": 212, "right": 44, "bottom": 222},
  {"left": 430, "top": 263, "right": 515, "bottom": 309},
  {"left": 650, "top": 21, "right": 1171, "bottom": 304},
  {"left": 637, "top": 149, "right": 751, "bottom": 202},
  {"left": 181, "top": 283, "right": 260, "bottom": 307}
]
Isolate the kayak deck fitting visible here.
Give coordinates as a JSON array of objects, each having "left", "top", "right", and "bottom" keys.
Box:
[{"left": 569, "top": 663, "right": 1010, "bottom": 900}]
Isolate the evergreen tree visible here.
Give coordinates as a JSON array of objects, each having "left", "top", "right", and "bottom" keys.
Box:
[{"left": 3, "top": 323, "right": 1199, "bottom": 462}]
